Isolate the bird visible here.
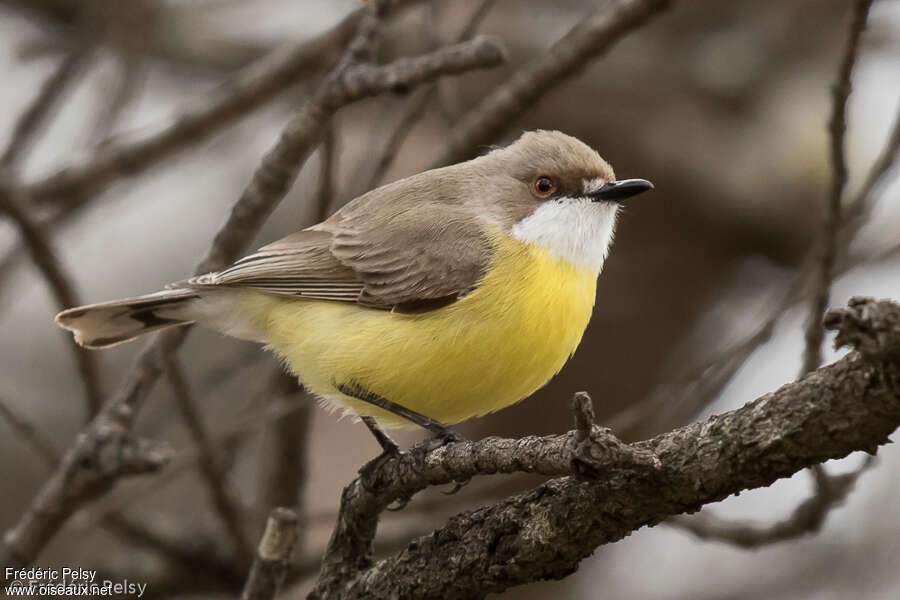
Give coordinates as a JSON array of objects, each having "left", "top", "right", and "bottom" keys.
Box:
[{"left": 56, "top": 130, "right": 652, "bottom": 447}]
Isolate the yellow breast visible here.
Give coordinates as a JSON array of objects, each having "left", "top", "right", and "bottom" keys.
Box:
[{"left": 257, "top": 234, "right": 598, "bottom": 428}]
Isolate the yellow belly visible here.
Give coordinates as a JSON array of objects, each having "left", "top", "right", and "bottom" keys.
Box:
[{"left": 255, "top": 236, "right": 598, "bottom": 428}]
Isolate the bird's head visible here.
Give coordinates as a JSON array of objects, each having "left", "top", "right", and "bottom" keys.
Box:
[{"left": 473, "top": 130, "right": 653, "bottom": 273}]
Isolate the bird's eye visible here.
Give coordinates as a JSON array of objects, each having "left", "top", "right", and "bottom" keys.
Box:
[{"left": 533, "top": 175, "right": 556, "bottom": 197}]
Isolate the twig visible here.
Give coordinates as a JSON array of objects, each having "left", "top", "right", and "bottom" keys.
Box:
[
  {"left": 165, "top": 356, "right": 255, "bottom": 567},
  {"left": 668, "top": 458, "right": 875, "bottom": 548},
  {"left": 241, "top": 507, "right": 299, "bottom": 600},
  {"left": 0, "top": 187, "right": 103, "bottom": 417},
  {"left": 799, "top": 0, "right": 873, "bottom": 377},
  {"left": 90, "top": 54, "right": 144, "bottom": 146},
  {"left": 323, "top": 297, "right": 900, "bottom": 599},
  {"left": 840, "top": 101, "right": 900, "bottom": 248},
  {"left": 0, "top": 6, "right": 505, "bottom": 569},
  {"left": 0, "top": 48, "right": 90, "bottom": 168},
  {"left": 0, "top": 395, "right": 61, "bottom": 468},
  {"left": 437, "top": 0, "right": 671, "bottom": 167}
]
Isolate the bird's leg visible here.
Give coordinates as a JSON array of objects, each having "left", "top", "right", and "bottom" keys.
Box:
[
  {"left": 361, "top": 416, "right": 400, "bottom": 456},
  {"left": 357, "top": 416, "right": 403, "bottom": 495},
  {"left": 338, "top": 381, "right": 469, "bottom": 498},
  {"left": 336, "top": 382, "right": 463, "bottom": 443}
]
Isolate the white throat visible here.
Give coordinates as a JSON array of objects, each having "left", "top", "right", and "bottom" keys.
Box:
[{"left": 510, "top": 198, "right": 618, "bottom": 272}]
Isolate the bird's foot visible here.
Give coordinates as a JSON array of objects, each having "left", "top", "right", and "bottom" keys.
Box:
[
  {"left": 359, "top": 416, "right": 404, "bottom": 493},
  {"left": 419, "top": 426, "right": 470, "bottom": 495}
]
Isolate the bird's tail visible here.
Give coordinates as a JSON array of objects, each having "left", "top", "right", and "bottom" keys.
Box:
[{"left": 55, "top": 289, "right": 199, "bottom": 349}]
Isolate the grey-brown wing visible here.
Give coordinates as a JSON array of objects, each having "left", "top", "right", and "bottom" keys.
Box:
[
  {"left": 325, "top": 190, "right": 492, "bottom": 311},
  {"left": 179, "top": 229, "right": 365, "bottom": 303},
  {"left": 179, "top": 173, "right": 492, "bottom": 311}
]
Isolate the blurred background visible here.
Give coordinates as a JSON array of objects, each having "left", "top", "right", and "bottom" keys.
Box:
[{"left": 1, "top": 0, "right": 899, "bottom": 598}]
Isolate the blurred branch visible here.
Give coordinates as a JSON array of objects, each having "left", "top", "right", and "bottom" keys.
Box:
[
  {"left": 165, "top": 356, "right": 255, "bottom": 568},
  {"left": 668, "top": 457, "right": 875, "bottom": 548},
  {"left": 241, "top": 507, "right": 299, "bottom": 600},
  {"left": 840, "top": 101, "right": 900, "bottom": 250},
  {"left": 0, "top": 188, "right": 103, "bottom": 417},
  {"left": 314, "top": 127, "right": 337, "bottom": 222},
  {"left": 0, "top": 1, "right": 505, "bottom": 569},
  {"left": 0, "top": 395, "right": 61, "bottom": 468},
  {"left": 22, "top": 0, "right": 419, "bottom": 208},
  {"left": 437, "top": 0, "right": 671, "bottom": 167},
  {"left": 101, "top": 513, "right": 245, "bottom": 591},
  {"left": 90, "top": 54, "right": 145, "bottom": 146},
  {"left": 0, "top": 48, "right": 90, "bottom": 168},
  {"left": 320, "top": 297, "right": 900, "bottom": 599},
  {"left": 260, "top": 370, "right": 311, "bottom": 514}
]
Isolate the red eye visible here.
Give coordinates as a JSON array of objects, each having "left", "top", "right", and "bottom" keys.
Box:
[{"left": 534, "top": 175, "right": 556, "bottom": 196}]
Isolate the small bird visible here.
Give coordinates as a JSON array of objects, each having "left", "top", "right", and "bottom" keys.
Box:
[{"left": 57, "top": 130, "right": 652, "bottom": 444}]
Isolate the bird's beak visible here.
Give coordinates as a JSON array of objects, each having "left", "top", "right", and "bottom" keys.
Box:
[{"left": 588, "top": 178, "right": 654, "bottom": 202}]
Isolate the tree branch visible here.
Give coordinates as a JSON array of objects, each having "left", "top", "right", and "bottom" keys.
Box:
[{"left": 327, "top": 297, "right": 900, "bottom": 599}]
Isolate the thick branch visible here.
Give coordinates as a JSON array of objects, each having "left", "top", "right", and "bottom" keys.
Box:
[{"left": 337, "top": 297, "right": 900, "bottom": 599}]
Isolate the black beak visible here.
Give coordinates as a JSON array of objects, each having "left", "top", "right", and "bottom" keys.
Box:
[{"left": 589, "top": 178, "right": 654, "bottom": 202}]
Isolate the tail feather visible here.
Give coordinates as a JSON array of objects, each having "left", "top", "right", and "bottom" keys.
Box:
[{"left": 56, "top": 290, "right": 198, "bottom": 348}]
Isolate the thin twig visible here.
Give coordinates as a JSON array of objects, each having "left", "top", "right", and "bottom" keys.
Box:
[
  {"left": 799, "top": 0, "right": 873, "bottom": 377},
  {"left": 0, "top": 396, "right": 61, "bottom": 468},
  {"left": 165, "top": 356, "right": 255, "bottom": 567},
  {"left": 840, "top": 101, "right": 900, "bottom": 248},
  {"left": 0, "top": 48, "right": 90, "bottom": 168},
  {"left": 0, "top": 187, "right": 103, "bottom": 417},
  {"left": 668, "top": 458, "right": 875, "bottom": 548},
  {"left": 241, "top": 507, "right": 299, "bottom": 600},
  {"left": 90, "top": 55, "right": 144, "bottom": 146}
]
